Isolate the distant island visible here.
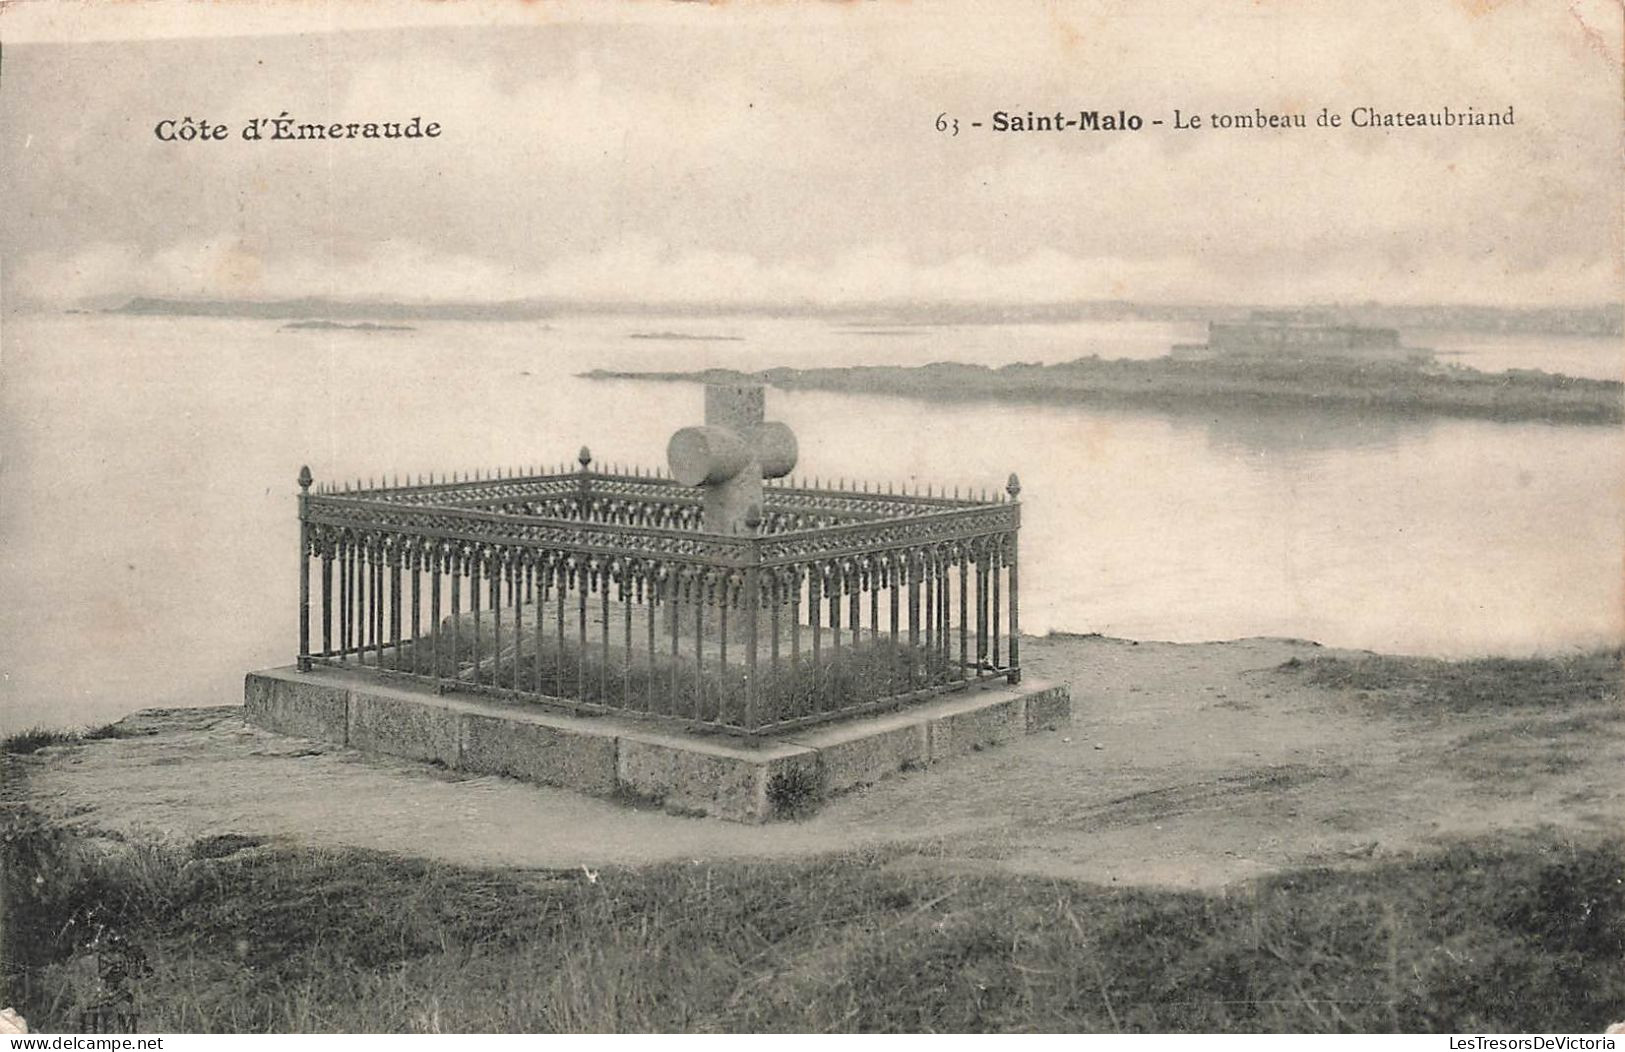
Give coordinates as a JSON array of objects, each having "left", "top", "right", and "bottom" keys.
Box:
[
  {"left": 583, "top": 354, "right": 1624, "bottom": 427},
  {"left": 628, "top": 331, "right": 744, "bottom": 342},
  {"left": 280, "top": 319, "right": 416, "bottom": 333}
]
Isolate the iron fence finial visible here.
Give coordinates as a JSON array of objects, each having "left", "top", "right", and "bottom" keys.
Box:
[
  {"left": 298, "top": 465, "right": 313, "bottom": 491},
  {"left": 579, "top": 446, "right": 592, "bottom": 470},
  {"left": 1007, "top": 473, "right": 1022, "bottom": 500}
]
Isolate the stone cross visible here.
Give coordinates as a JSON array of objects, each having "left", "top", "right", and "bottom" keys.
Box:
[{"left": 667, "top": 383, "right": 798, "bottom": 536}]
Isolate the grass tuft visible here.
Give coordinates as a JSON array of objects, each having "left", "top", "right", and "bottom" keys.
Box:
[
  {"left": 3, "top": 810, "right": 1620, "bottom": 1033},
  {"left": 1280, "top": 649, "right": 1622, "bottom": 715},
  {"left": 2, "top": 723, "right": 135, "bottom": 755}
]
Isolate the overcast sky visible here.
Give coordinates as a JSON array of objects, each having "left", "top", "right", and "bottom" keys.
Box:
[{"left": 2, "top": 0, "right": 1619, "bottom": 309}]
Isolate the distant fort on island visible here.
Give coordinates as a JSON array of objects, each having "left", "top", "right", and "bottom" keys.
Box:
[{"left": 1172, "top": 311, "right": 1433, "bottom": 365}]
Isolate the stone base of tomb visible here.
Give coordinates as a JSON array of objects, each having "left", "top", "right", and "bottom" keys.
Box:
[{"left": 242, "top": 665, "right": 1070, "bottom": 823}]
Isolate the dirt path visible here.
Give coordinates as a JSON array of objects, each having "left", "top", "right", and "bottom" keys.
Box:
[{"left": 9, "top": 636, "right": 1621, "bottom": 888}]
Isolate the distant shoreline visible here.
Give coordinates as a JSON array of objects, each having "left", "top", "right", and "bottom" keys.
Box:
[
  {"left": 628, "top": 331, "right": 744, "bottom": 342},
  {"left": 280, "top": 319, "right": 415, "bottom": 332},
  {"left": 583, "top": 357, "right": 1625, "bottom": 426},
  {"left": 63, "top": 296, "right": 1625, "bottom": 338}
]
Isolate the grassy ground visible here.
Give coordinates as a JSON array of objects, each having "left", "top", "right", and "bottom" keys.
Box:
[
  {"left": 3, "top": 816, "right": 1620, "bottom": 1033},
  {"left": 2, "top": 724, "right": 134, "bottom": 756},
  {"left": 1281, "top": 649, "right": 1623, "bottom": 716},
  {"left": 406, "top": 632, "right": 965, "bottom": 728}
]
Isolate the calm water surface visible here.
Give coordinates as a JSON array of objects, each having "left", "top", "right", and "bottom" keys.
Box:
[{"left": 2, "top": 313, "right": 1620, "bottom": 730}]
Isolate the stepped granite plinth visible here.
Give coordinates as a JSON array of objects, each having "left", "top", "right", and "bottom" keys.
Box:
[{"left": 244, "top": 666, "right": 1071, "bottom": 822}]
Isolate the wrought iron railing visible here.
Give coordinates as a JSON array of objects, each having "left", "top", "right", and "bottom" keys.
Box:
[{"left": 295, "top": 452, "right": 1021, "bottom": 737}]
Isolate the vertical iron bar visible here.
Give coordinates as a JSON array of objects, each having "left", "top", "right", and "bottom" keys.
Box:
[
  {"left": 511, "top": 559, "right": 522, "bottom": 692},
  {"left": 646, "top": 573, "right": 657, "bottom": 713},
  {"left": 975, "top": 560, "right": 987, "bottom": 679},
  {"left": 745, "top": 568, "right": 759, "bottom": 733},
  {"left": 391, "top": 556, "right": 402, "bottom": 671},
  {"left": 810, "top": 569, "right": 822, "bottom": 712},
  {"left": 770, "top": 573, "right": 781, "bottom": 674},
  {"left": 431, "top": 552, "right": 442, "bottom": 681},
  {"left": 367, "top": 547, "right": 377, "bottom": 666},
  {"left": 907, "top": 557, "right": 919, "bottom": 691},
  {"left": 830, "top": 567, "right": 840, "bottom": 655},
  {"left": 622, "top": 572, "right": 632, "bottom": 707},
  {"left": 471, "top": 558, "right": 483, "bottom": 687},
  {"left": 297, "top": 531, "right": 311, "bottom": 671},
  {"left": 1007, "top": 536, "right": 1021, "bottom": 684},
  {"left": 338, "top": 543, "right": 348, "bottom": 662},
  {"left": 600, "top": 567, "right": 610, "bottom": 702},
  {"left": 491, "top": 555, "right": 502, "bottom": 690},
  {"left": 351, "top": 543, "right": 361, "bottom": 664},
  {"left": 410, "top": 555, "right": 421, "bottom": 675},
  {"left": 535, "top": 565, "right": 546, "bottom": 696},
  {"left": 790, "top": 570, "right": 802, "bottom": 673},
  {"left": 889, "top": 565, "right": 900, "bottom": 648},
  {"left": 693, "top": 574, "right": 705, "bottom": 721},
  {"left": 720, "top": 576, "right": 732, "bottom": 723},
  {"left": 321, "top": 552, "right": 333, "bottom": 658},
  {"left": 869, "top": 574, "right": 879, "bottom": 646},
  {"left": 848, "top": 583, "right": 859, "bottom": 659},
  {"left": 577, "top": 562, "right": 588, "bottom": 701},
  {"left": 926, "top": 555, "right": 936, "bottom": 663},
  {"left": 354, "top": 543, "right": 363, "bottom": 662},
  {"left": 992, "top": 548, "right": 1002, "bottom": 670},
  {"left": 450, "top": 557, "right": 462, "bottom": 681},
  {"left": 669, "top": 575, "right": 680, "bottom": 715},
  {"left": 959, "top": 554, "right": 969, "bottom": 680},
  {"left": 374, "top": 551, "right": 384, "bottom": 668},
  {"left": 556, "top": 564, "right": 566, "bottom": 699}
]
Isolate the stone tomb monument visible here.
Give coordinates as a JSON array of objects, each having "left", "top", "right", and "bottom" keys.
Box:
[
  {"left": 243, "top": 381, "right": 1071, "bottom": 821},
  {"left": 664, "top": 383, "right": 800, "bottom": 645},
  {"left": 667, "top": 382, "right": 798, "bottom": 536}
]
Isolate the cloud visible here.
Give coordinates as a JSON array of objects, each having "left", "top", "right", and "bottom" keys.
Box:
[{"left": 2, "top": 2, "right": 1619, "bottom": 311}]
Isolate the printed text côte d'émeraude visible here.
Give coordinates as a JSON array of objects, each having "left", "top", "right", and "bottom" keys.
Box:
[{"left": 154, "top": 114, "right": 442, "bottom": 142}]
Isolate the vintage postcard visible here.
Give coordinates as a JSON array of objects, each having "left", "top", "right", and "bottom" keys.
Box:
[{"left": 1, "top": 0, "right": 1620, "bottom": 1037}]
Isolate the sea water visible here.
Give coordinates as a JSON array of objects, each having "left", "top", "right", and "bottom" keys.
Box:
[{"left": 2, "top": 312, "right": 1619, "bottom": 730}]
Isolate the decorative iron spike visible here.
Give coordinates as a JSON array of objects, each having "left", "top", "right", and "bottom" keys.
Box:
[
  {"left": 1007, "top": 472, "right": 1021, "bottom": 498},
  {"left": 954, "top": 485, "right": 960, "bottom": 499},
  {"left": 298, "top": 465, "right": 313, "bottom": 490},
  {"left": 578, "top": 446, "right": 592, "bottom": 469},
  {"left": 927, "top": 483, "right": 934, "bottom": 497}
]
